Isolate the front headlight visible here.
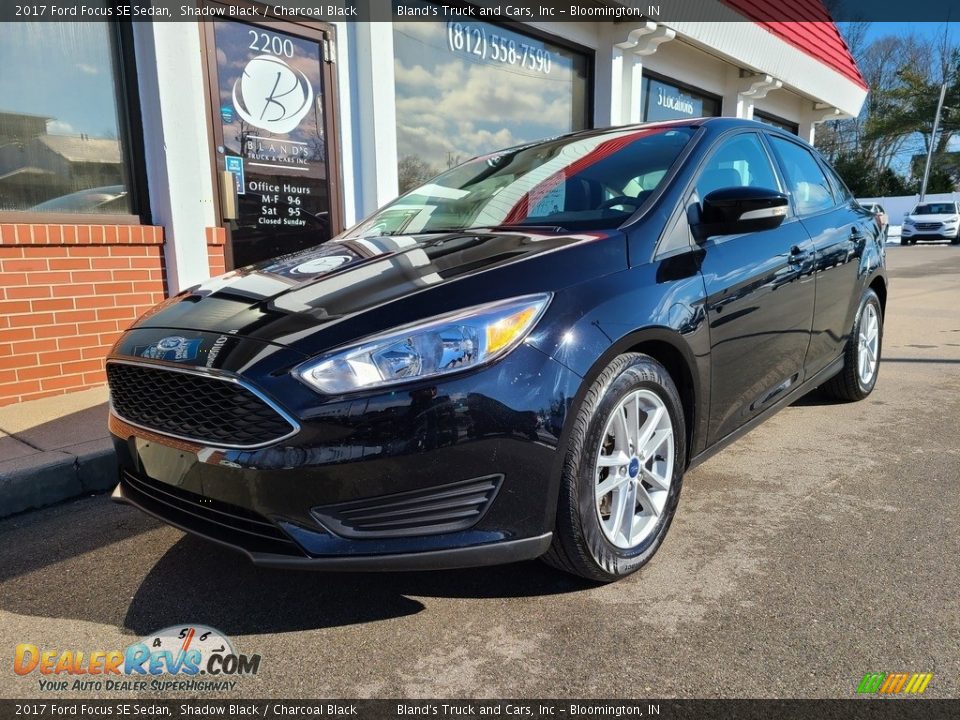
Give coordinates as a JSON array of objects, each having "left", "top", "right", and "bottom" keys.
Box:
[
  {"left": 904, "top": 218, "right": 915, "bottom": 226},
  {"left": 295, "top": 294, "right": 551, "bottom": 394}
]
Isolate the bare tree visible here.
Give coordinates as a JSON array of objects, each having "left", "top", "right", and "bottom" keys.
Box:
[
  {"left": 818, "top": 23, "right": 960, "bottom": 193},
  {"left": 398, "top": 155, "right": 440, "bottom": 194}
]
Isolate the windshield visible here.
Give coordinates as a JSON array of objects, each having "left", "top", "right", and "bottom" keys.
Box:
[
  {"left": 913, "top": 203, "right": 957, "bottom": 215},
  {"left": 346, "top": 126, "right": 696, "bottom": 239}
]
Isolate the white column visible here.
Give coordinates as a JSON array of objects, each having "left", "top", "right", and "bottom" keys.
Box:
[
  {"left": 800, "top": 104, "right": 844, "bottom": 145},
  {"left": 331, "top": 21, "right": 357, "bottom": 227},
  {"left": 133, "top": 22, "right": 216, "bottom": 294},
  {"left": 612, "top": 23, "right": 675, "bottom": 126},
  {"left": 593, "top": 27, "right": 618, "bottom": 128},
  {"left": 724, "top": 73, "right": 782, "bottom": 120},
  {"left": 349, "top": 21, "right": 399, "bottom": 218}
]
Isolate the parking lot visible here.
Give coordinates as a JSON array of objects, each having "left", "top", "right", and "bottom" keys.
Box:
[{"left": 1, "top": 244, "right": 958, "bottom": 700}]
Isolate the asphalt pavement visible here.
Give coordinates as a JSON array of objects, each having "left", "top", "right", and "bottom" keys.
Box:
[{"left": 1, "top": 244, "right": 958, "bottom": 700}]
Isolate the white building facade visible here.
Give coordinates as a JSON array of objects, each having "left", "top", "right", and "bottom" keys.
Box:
[{"left": 0, "top": 2, "right": 867, "bottom": 405}]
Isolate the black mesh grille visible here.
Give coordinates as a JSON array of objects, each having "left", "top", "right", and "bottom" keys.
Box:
[
  {"left": 107, "top": 362, "right": 295, "bottom": 447},
  {"left": 312, "top": 475, "right": 502, "bottom": 539},
  {"left": 121, "top": 470, "right": 304, "bottom": 557}
]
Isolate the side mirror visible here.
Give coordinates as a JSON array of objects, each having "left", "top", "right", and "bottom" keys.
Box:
[{"left": 693, "top": 186, "right": 789, "bottom": 241}]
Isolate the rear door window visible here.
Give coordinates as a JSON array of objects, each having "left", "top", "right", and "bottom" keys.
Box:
[
  {"left": 820, "top": 160, "right": 854, "bottom": 204},
  {"left": 768, "top": 136, "right": 836, "bottom": 216}
]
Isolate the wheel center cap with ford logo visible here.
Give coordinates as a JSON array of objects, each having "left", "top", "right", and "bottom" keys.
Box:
[{"left": 628, "top": 457, "right": 640, "bottom": 477}]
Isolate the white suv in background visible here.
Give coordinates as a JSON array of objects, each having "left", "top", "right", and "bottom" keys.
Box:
[{"left": 901, "top": 201, "right": 960, "bottom": 245}]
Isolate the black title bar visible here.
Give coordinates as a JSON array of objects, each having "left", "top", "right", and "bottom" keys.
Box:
[
  {"left": 0, "top": 0, "right": 957, "bottom": 23},
  {"left": 2, "top": 700, "right": 960, "bottom": 720}
]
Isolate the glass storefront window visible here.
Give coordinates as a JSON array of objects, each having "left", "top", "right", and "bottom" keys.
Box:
[
  {"left": 393, "top": 13, "right": 590, "bottom": 194},
  {"left": 640, "top": 75, "right": 720, "bottom": 122},
  {"left": 754, "top": 110, "right": 800, "bottom": 135},
  {"left": 0, "top": 21, "right": 132, "bottom": 215}
]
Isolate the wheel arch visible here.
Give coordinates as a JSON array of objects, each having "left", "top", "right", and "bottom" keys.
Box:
[
  {"left": 868, "top": 274, "right": 887, "bottom": 316},
  {"left": 624, "top": 337, "right": 698, "bottom": 465},
  {"left": 557, "top": 327, "right": 705, "bottom": 471}
]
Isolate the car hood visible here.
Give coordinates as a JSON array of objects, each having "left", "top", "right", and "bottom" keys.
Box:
[
  {"left": 906, "top": 214, "right": 957, "bottom": 222},
  {"left": 132, "top": 228, "right": 621, "bottom": 354}
]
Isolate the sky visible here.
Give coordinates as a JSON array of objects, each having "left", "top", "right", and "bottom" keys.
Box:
[
  {"left": 839, "top": 21, "right": 960, "bottom": 174},
  {"left": 856, "top": 22, "right": 957, "bottom": 46}
]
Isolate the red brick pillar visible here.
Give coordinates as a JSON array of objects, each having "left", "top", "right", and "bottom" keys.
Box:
[{"left": 205, "top": 227, "right": 227, "bottom": 278}]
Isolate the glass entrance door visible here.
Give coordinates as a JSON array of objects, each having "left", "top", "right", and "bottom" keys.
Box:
[{"left": 205, "top": 13, "right": 340, "bottom": 268}]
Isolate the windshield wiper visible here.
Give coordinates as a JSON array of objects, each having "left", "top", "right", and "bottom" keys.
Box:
[{"left": 488, "top": 223, "right": 569, "bottom": 233}]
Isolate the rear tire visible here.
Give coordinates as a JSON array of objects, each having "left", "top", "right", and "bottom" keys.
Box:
[
  {"left": 543, "top": 353, "right": 686, "bottom": 582},
  {"left": 822, "top": 289, "right": 883, "bottom": 402}
]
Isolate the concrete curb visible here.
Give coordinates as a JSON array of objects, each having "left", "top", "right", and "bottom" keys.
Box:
[{"left": 0, "top": 439, "right": 117, "bottom": 519}]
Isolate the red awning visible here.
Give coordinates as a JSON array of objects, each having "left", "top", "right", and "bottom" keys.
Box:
[{"left": 722, "top": 0, "right": 867, "bottom": 90}]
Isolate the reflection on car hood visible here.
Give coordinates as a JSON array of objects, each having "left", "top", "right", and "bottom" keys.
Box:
[{"left": 133, "top": 229, "right": 616, "bottom": 351}]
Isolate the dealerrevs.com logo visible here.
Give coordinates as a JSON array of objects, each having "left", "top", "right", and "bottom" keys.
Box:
[
  {"left": 13, "top": 625, "right": 261, "bottom": 693},
  {"left": 856, "top": 672, "right": 934, "bottom": 695}
]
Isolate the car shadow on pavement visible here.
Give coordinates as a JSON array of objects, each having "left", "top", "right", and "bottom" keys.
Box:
[
  {"left": 789, "top": 387, "right": 842, "bottom": 407},
  {"left": 121, "top": 534, "right": 595, "bottom": 635},
  {"left": 0, "top": 498, "right": 162, "bottom": 584}
]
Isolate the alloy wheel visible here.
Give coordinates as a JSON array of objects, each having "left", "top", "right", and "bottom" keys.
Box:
[
  {"left": 595, "top": 389, "right": 674, "bottom": 549},
  {"left": 858, "top": 303, "right": 880, "bottom": 385}
]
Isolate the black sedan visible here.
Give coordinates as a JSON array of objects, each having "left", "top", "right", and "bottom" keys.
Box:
[{"left": 107, "top": 118, "right": 886, "bottom": 581}]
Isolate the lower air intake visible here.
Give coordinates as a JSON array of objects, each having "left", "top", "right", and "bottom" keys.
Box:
[{"left": 312, "top": 475, "right": 503, "bottom": 539}]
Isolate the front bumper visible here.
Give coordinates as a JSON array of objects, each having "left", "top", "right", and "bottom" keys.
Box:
[
  {"left": 902, "top": 227, "right": 958, "bottom": 241},
  {"left": 108, "top": 341, "right": 581, "bottom": 570},
  {"left": 111, "top": 481, "right": 552, "bottom": 570}
]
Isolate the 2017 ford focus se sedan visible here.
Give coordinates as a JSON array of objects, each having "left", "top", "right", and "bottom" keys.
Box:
[{"left": 107, "top": 118, "right": 886, "bottom": 581}]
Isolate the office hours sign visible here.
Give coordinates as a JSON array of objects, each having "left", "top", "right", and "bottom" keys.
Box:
[{"left": 213, "top": 20, "right": 333, "bottom": 267}]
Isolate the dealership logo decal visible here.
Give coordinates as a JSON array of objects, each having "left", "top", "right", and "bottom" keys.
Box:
[
  {"left": 233, "top": 54, "right": 313, "bottom": 134},
  {"left": 14, "top": 625, "right": 260, "bottom": 693},
  {"left": 134, "top": 336, "right": 202, "bottom": 362},
  {"left": 856, "top": 672, "right": 933, "bottom": 695},
  {"left": 292, "top": 255, "right": 352, "bottom": 274}
]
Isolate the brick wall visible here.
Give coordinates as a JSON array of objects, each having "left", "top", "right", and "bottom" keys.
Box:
[
  {"left": 0, "top": 223, "right": 167, "bottom": 406},
  {"left": 206, "top": 226, "right": 226, "bottom": 277}
]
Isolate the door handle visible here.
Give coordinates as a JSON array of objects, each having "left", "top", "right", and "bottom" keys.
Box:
[{"left": 788, "top": 245, "right": 807, "bottom": 266}]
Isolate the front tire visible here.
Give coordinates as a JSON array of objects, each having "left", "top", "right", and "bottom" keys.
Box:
[
  {"left": 822, "top": 289, "right": 883, "bottom": 401},
  {"left": 543, "top": 354, "right": 686, "bottom": 582}
]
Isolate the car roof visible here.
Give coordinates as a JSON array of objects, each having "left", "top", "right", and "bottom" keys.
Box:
[
  {"left": 467, "top": 117, "right": 817, "bottom": 168},
  {"left": 553, "top": 116, "right": 806, "bottom": 145}
]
